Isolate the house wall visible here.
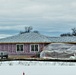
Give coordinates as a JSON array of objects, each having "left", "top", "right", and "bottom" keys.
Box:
[{"left": 0, "top": 43, "right": 48, "bottom": 56}]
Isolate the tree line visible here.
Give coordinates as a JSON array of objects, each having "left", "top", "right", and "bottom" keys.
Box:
[{"left": 60, "top": 28, "right": 76, "bottom": 37}]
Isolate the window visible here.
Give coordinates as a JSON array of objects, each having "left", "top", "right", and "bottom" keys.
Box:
[
  {"left": 30, "top": 44, "right": 39, "bottom": 52},
  {"left": 16, "top": 44, "right": 24, "bottom": 52}
]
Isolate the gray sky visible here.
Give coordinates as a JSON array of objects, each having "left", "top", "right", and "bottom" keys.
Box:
[{"left": 0, "top": 0, "right": 76, "bottom": 38}]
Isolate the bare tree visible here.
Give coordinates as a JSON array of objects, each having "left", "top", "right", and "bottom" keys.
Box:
[
  {"left": 20, "top": 26, "right": 33, "bottom": 34},
  {"left": 25, "top": 26, "right": 33, "bottom": 32},
  {"left": 72, "top": 28, "right": 76, "bottom": 36}
]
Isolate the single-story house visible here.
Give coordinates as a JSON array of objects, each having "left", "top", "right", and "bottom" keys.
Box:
[
  {"left": 0, "top": 32, "right": 51, "bottom": 56},
  {"left": 0, "top": 31, "right": 76, "bottom": 57}
]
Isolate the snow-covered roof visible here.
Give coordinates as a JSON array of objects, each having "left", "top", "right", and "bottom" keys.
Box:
[
  {"left": 0, "top": 32, "right": 51, "bottom": 43},
  {"left": 48, "top": 36, "right": 76, "bottom": 43},
  {"left": 0, "top": 32, "right": 76, "bottom": 43}
]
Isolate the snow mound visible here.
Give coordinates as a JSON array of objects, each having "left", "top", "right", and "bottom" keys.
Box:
[{"left": 40, "top": 43, "right": 76, "bottom": 59}]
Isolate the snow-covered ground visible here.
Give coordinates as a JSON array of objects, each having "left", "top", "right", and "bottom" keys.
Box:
[
  {"left": 0, "top": 61, "right": 76, "bottom": 75},
  {"left": 0, "top": 61, "right": 76, "bottom": 66}
]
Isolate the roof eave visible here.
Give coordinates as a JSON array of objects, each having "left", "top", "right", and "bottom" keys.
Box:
[{"left": 0, "top": 42, "right": 51, "bottom": 44}]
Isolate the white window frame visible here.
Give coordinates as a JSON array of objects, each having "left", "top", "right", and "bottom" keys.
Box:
[
  {"left": 16, "top": 44, "right": 24, "bottom": 52},
  {"left": 30, "top": 44, "right": 39, "bottom": 52}
]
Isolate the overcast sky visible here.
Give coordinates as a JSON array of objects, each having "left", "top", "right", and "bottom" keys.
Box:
[{"left": 0, "top": 0, "right": 76, "bottom": 38}]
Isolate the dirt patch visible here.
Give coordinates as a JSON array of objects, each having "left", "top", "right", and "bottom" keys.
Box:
[{"left": 8, "top": 55, "right": 31, "bottom": 59}]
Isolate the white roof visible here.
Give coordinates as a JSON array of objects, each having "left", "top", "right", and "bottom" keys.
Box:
[
  {"left": 48, "top": 36, "right": 76, "bottom": 43},
  {"left": 0, "top": 32, "right": 76, "bottom": 43},
  {"left": 0, "top": 32, "right": 51, "bottom": 43}
]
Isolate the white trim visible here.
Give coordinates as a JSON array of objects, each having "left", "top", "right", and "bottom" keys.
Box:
[
  {"left": 30, "top": 44, "right": 39, "bottom": 52},
  {"left": 16, "top": 44, "right": 24, "bottom": 52}
]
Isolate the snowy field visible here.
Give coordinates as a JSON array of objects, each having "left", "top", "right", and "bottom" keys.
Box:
[
  {"left": 0, "top": 61, "right": 76, "bottom": 66},
  {"left": 0, "top": 61, "right": 76, "bottom": 75}
]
